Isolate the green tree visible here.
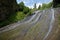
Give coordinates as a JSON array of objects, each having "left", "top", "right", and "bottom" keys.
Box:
[
  {"left": 19, "top": 2, "right": 24, "bottom": 11},
  {"left": 41, "top": 2, "right": 53, "bottom": 10},
  {"left": 46, "top": 2, "right": 53, "bottom": 8},
  {"left": 41, "top": 4, "right": 47, "bottom": 10},
  {"left": 38, "top": 5, "right": 41, "bottom": 10},
  {"left": 23, "top": 7, "right": 30, "bottom": 14}
]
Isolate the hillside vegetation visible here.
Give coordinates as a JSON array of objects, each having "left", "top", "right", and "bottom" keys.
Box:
[{"left": 0, "top": 1, "right": 53, "bottom": 27}]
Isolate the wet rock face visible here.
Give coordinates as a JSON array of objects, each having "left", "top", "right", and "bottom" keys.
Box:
[
  {"left": 0, "top": 0, "right": 18, "bottom": 21},
  {"left": 53, "top": 0, "right": 60, "bottom": 7}
]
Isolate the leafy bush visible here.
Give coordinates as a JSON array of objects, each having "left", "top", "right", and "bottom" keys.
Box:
[
  {"left": 18, "top": 2, "right": 25, "bottom": 11},
  {"left": 38, "top": 2, "right": 53, "bottom": 10},
  {"left": 0, "top": 12, "right": 17, "bottom": 28},
  {"left": 16, "top": 12, "right": 25, "bottom": 21},
  {"left": 0, "top": 1, "right": 33, "bottom": 27},
  {"left": 0, "top": 11, "right": 26, "bottom": 27},
  {"left": 23, "top": 7, "right": 30, "bottom": 14}
]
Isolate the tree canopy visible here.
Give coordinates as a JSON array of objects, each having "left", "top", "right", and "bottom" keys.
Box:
[{"left": 19, "top": 2, "right": 25, "bottom": 11}]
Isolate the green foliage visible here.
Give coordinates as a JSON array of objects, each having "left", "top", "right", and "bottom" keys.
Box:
[
  {"left": 38, "top": 5, "right": 41, "bottom": 10},
  {"left": 18, "top": 2, "right": 24, "bottom": 11},
  {"left": 28, "top": 10, "right": 32, "bottom": 15},
  {"left": 46, "top": 2, "right": 53, "bottom": 8},
  {"left": 56, "top": 4, "right": 60, "bottom": 7},
  {"left": 18, "top": 2, "right": 30, "bottom": 14},
  {"left": 39, "top": 2, "right": 53, "bottom": 10},
  {"left": 23, "top": 7, "right": 30, "bottom": 14},
  {"left": 27, "top": 8, "right": 37, "bottom": 15},
  {"left": 0, "top": 12, "right": 26, "bottom": 27},
  {"left": 16, "top": 12, "right": 25, "bottom": 21},
  {"left": 0, "top": 13, "right": 17, "bottom": 27},
  {"left": 0, "top": 21, "right": 9, "bottom": 28},
  {"left": 41, "top": 4, "right": 47, "bottom": 10},
  {"left": 0, "top": 1, "right": 36, "bottom": 27}
]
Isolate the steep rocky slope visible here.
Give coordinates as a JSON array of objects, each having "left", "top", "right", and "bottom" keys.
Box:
[{"left": 46, "top": 8, "right": 60, "bottom": 40}]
